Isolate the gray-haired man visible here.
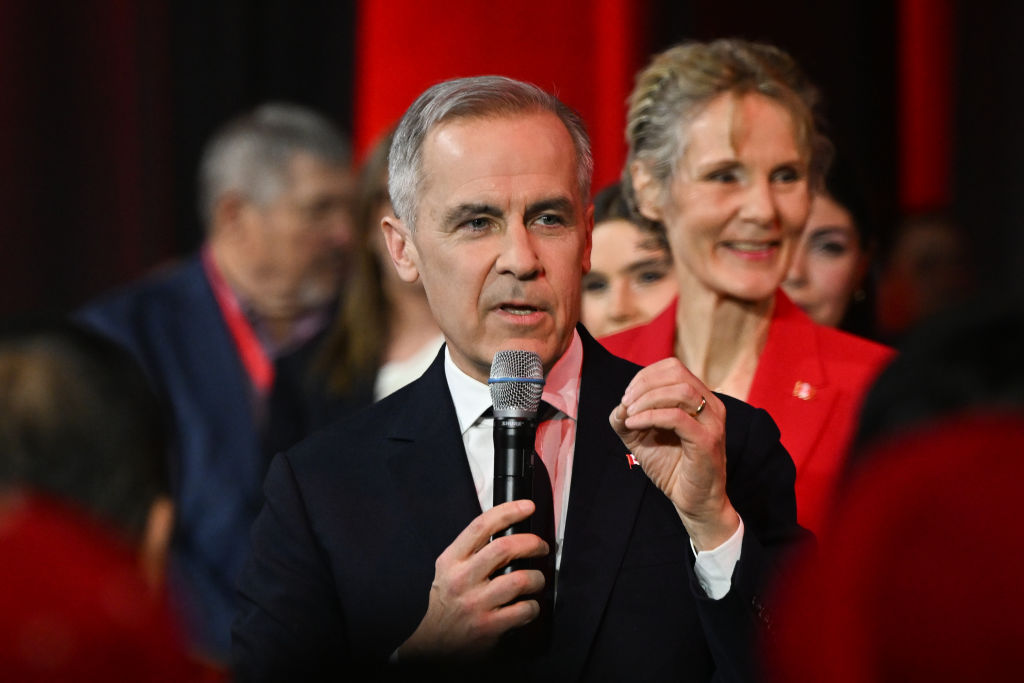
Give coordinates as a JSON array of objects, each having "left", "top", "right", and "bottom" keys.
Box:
[
  {"left": 79, "top": 103, "right": 354, "bottom": 662},
  {"left": 233, "top": 78, "right": 804, "bottom": 681}
]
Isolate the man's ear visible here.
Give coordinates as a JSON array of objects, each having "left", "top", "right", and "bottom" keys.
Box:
[
  {"left": 630, "top": 160, "right": 664, "bottom": 223},
  {"left": 581, "top": 202, "right": 594, "bottom": 275},
  {"left": 210, "top": 191, "right": 253, "bottom": 243},
  {"left": 381, "top": 215, "right": 421, "bottom": 283}
]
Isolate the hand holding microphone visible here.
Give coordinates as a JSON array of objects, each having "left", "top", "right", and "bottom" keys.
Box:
[{"left": 398, "top": 350, "right": 552, "bottom": 659}]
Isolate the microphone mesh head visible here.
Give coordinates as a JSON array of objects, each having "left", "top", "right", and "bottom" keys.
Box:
[{"left": 489, "top": 350, "right": 544, "bottom": 418}]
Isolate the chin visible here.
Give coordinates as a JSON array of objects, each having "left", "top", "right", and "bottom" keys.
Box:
[
  {"left": 705, "top": 266, "right": 780, "bottom": 303},
  {"left": 501, "top": 338, "right": 562, "bottom": 370},
  {"left": 725, "top": 285, "right": 780, "bottom": 305},
  {"left": 296, "top": 280, "right": 339, "bottom": 310}
]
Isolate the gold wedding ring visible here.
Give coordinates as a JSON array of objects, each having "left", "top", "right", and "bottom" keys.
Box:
[{"left": 691, "top": 396, "right": 707, "bottom": 418}]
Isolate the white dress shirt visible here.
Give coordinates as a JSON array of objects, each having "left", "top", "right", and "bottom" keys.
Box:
[{"left": 443, "top": 331, "right": 743, "bottom": 599}]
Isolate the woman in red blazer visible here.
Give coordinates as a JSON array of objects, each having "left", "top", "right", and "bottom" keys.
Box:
[{"left": 600, "top": 39, "right": 892, "bottom": 535}]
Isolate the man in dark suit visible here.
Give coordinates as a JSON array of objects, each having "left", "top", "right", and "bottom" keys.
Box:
[
  {"left": 78, "top": 103, "right": 354, "bottom": 663},
  {"left": 232, "top": 77, "right": 805, "bottom": 681}
]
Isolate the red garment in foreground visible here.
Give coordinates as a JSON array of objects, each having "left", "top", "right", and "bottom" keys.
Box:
[
  {"left": 0, "top": 495, "right": 218, "bottom": 682},
  {"left": 599, "top": 292, "right": 893, "bottom": 535},
  {"left": 765, "top": 414, "right": 1024, "bottom": 682}
]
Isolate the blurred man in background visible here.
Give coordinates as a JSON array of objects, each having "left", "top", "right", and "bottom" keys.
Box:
[{"left": 78, "top": 103, "right": 355, "bottom": 663}]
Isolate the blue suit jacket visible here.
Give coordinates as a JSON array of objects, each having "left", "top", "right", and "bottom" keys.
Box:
[
  {"left": 232, "top": 329, "right": 807, "bottom": 681},
  {"left": 78, "top": 255, "right": 286, "bottom": 660}
]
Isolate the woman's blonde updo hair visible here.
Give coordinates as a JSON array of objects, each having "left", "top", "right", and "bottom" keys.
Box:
[{"left": 622, "top": 38, "right": 832, "bottom": 224}]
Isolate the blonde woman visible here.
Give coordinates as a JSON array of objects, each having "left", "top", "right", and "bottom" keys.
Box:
[{"left": 601, "top": 39, "right": 893, "bottom": 534}]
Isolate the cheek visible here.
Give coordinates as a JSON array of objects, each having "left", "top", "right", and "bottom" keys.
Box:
[
  {"left": 664, "top": 215, "right": 706, "bottom": 264},
  {"left": 662, "top": 183, "right": 720, "bottom": 240},
  {"left": 779, "top": 191, "right": 812, "bottom": 231},
  {"left": 640, "top": 279, "right": 679, "bottom": 311},
  {"left": 580, "top": 295, "right": 602, "bottom": 324},
  {"left": 809, "top": 255, "right": 860, "bottom": 296}
]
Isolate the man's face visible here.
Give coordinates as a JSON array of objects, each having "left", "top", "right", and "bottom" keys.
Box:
[
  {"left": 243, "top": 152, "right": 355, "bottom": 317},
  {"left": 383, "top": 112, "right": 592, "bottom": 383}
]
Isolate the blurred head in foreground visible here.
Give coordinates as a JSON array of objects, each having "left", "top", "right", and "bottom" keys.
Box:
[{"left": 0, "top": 320, "right": 208, "bottom": 680}]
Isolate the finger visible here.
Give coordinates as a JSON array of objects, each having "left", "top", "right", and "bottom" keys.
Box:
[
  {"left": 486, "top": 568, "right": 546, "bottom": 608},
  {"left": 621, "top": 406, "right": 692, "bottom": 434},
  {"left": 484, "top": 597, "right": 541, "bottom": 634},
  {"left": 474, "top": 532, "right": 550, "bottom": 580},
  {"left": 445, "top": 500, "right": 536, "bottom": 561},
  {"left": 624, "top": 382, "right": 707, "bottom": 419},
  {"left": 609, "top": 402, "right": 630, "bottom": 437},
  {"left": 622, "top": 358, "right": 704, "bottom": 404}
]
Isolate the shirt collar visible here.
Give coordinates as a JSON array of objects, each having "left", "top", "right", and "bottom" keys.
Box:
[
  {"left": 445, "top": 330, "right": 584, "bottom": 435},
  {"left": 541, "top": 330, "right": 582, "bottom": 421}
]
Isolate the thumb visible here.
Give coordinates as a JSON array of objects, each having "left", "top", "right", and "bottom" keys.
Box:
[{"left": 609, "top": 403, "right": 631, "bottom": 438}]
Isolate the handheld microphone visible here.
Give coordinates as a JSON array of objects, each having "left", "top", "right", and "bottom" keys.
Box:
[{"left": 489, "top": 350, "right": 544, "bottom": 571}]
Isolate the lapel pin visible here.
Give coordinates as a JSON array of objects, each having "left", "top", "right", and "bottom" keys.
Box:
[
  {"left": 792, "top": 381, "right": 816, "bottom": 401},
  {"left": 626, "top": 453, "right": 640, "bottom": 469}
]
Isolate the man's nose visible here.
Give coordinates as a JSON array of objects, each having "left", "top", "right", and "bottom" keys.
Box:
[{"left": 495, "top": 222, "right": 542, "bottom": 279}]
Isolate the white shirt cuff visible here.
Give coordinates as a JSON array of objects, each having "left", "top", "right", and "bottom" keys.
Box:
[{"left": 690, "top": 517, "right": 744, "bottom": 600}]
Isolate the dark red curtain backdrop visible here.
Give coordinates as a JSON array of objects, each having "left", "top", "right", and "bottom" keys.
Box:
[
  {"left": 9, "top": 1, "right": 1002, "bottom": 316},
  {"left": 899, "top": 0, "right": 953, "bottom": 211},
  {"left": 0, "top": 3, "right": 174, "bottom": 316},
  {"left": 353, "top": 0, "right": 649, "bottom": 192}
]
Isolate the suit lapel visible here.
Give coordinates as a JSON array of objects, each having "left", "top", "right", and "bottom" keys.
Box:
[
  {"left": 749, "top": 294, "right": 838, "bottom": 474},
  {"left": 546, "top": 330, "right": 649, "bottom": 679},
  {"left": 384, "top": 348, "right": 483, "bottom": 560}
]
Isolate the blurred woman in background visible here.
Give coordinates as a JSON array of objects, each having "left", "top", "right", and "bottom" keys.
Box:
[
  {"left": 601, "top": 39, "right": 893, "bottom": 534},
  {"left": 581, "top": 181, "right": 677, "bottom": 337},
  {"left": 783, "top": 158, "right": 878, "bottom": 338},
  {"left": 307, "top": 130, "right": 443, "bottom": 425}
]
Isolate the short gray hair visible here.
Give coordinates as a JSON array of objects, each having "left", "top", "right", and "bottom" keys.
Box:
[
  {"left": 198, "top": 102, "right": 350, "bottom": 228},
  {"left": 623, "top": 39, "right": 832, "bottom": 225},
  {"left": 387, "top": 76, "right": 593, "bottom": 228}
]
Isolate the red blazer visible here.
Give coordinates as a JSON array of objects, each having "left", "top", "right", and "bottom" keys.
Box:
[{"left": 599, "top": 292, "right": 894, "bottom": 534}]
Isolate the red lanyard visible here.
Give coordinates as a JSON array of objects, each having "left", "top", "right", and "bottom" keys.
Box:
[{"left": 202, "top": 248, "right": 275, "bottom": 395}]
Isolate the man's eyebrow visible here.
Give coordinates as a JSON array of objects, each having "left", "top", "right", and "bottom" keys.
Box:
[
  {"left": 527, "top": 197, "right": 575, "bottom": 216},
  {"left": 442, "top": 203, "right": 502, "bottom": 226}
]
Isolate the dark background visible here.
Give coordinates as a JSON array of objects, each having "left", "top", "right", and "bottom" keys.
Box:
[{"left": 3, "top": 1, "right": 1015, "bottom": 318}]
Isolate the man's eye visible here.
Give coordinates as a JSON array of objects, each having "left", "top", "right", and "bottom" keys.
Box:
[
  {"left": 463, "top": 217, "right": 491, "bottom": 231},
  {"left": 534, "top": 214, "right": 565, "bottom": 227}
]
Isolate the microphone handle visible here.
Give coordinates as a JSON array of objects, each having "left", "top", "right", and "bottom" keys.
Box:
[{"left": 492, "top": 416, "right": 536, "bottom": 573}]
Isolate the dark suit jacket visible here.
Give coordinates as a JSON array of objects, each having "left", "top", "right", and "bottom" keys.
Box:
[
  {"left": 77, "top": 254, "right": 346, "bottom": 660},
  {"left": 232, "top": 329, "right": 806, "bottom": 681}
]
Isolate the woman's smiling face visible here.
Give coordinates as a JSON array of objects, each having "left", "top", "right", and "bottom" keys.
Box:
[{"left": 635, "top": 91, "right": 811, "bottom": 303}]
